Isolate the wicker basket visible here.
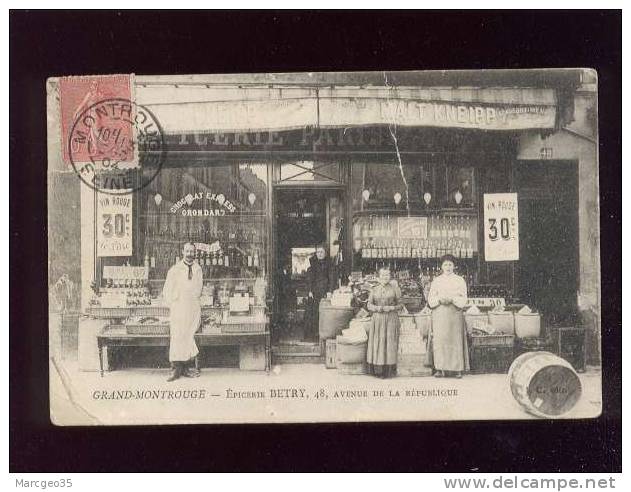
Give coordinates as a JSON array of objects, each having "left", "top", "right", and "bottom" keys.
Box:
[
  {"left": 126, "top": 324, "right": 170, "bottom": 335},
  {"left": 335, "top": 336, "right": 367, "bottom": 364},
  {"left": 488, "top": 311, "right": 515, "bottom": 335}
]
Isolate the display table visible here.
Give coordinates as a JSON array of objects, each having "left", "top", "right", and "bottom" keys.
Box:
[{"left": 96, "top": 326, "right": 271, "bottom": 376}]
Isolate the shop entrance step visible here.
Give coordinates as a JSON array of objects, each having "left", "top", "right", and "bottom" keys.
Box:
[{"left": 272, "top": 342, "right": 323, "bottom": 364}]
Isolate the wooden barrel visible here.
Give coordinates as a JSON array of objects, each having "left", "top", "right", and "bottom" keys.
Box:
[
  {"left": 509, "top": 351, "right": 582, "bottom": 418},
  {"left": 318, "top": 300, "right": 354, "bottom": 339}
]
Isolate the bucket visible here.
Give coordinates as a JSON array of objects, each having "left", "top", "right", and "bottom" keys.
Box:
[
  {"left": 508, "top": 351, "right": 582, "bottom": 418},
  {"left": 515, "top": 313, "right": 542, "bottom": 338},
  {"left": 488, "top": 311, "right": 515, "bottom": 335},
  {"left": 335, "top": 336, "right": 368, "bottom": 364},
  {"left": 318, "top": 299, "right": 354, "bottom": 339}
]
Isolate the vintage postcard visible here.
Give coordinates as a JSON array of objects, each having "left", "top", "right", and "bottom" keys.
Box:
[{"left": 47, "top": 69, "right": 602, "bottom": 425}]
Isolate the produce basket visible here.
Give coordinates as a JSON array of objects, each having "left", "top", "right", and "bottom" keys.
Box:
[
  {"left": 514, "top": 312, "right": 541, "bottom": 338},
  {"left": 464, "top": 313, "right": 489, "bottom": 333},
  {"left": 335, "top": 336, "right": 367, "bottom": 364},
  {"left": 488, "top": 311, "right": 515, "bottom": 335},
  {"left": 400, "top": 296, "right": 423, "bottom": 313}
]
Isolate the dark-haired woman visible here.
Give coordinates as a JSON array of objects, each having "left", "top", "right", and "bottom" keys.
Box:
[
  {"left": 427, "top": 255, "right": 469, "bottom": 378},
  {"left": 305, "top": 244, "right": 337, "bottom": 341},
  {"left": 366, "top": 267, "right": 403, "bottom": 378}
]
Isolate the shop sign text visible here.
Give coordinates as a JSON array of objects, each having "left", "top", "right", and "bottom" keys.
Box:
[
  {"left": 170, "top": 191, "right": 237, "bottom": 216},
  {"left": 483, "top": 193, "right": 519, "bottom": 262},
  {"left": 97, "top": 194, "right": 133, "bottom": 257}
]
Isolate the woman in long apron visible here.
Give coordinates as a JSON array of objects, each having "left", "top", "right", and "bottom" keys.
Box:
[
  {"left": 366, "top": 267, "right": 403, "bottom": 378},
  {"left": 427, "top": 255, "right": 469, "bottom": 378}
]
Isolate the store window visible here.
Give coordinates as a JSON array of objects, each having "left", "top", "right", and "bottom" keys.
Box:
[
  {"left": 350, "top": 158, "right": 479, "bottom": 281},
  {"left": 98, "top": 161, "right": 269, "bottom": 293}
]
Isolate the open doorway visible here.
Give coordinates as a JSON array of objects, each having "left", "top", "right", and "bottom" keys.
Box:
[
  {"left": 516, "top": 160, "right": 579, "bottom": 327},
  {"left": 273, "top": 187, "right": 345, "bottom": 352}
]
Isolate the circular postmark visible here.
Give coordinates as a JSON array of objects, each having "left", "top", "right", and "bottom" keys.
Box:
[{"left": 68, "top": 98, "right": 165, "bottom": 195}]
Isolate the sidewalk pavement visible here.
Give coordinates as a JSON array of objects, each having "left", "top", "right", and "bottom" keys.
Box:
[{"left": 50, "top": 358, "right": 603, "bottom": 426}]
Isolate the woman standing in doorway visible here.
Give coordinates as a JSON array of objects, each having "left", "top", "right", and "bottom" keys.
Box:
[
  {"left": 366, "top": 267, "right": 403, "bottom": 378},
  {"left": 305, "top": 244, "right": 337, "bottom": 341},
  {"left": 427, "top": 254, "right": 469, "bottom": 378}
]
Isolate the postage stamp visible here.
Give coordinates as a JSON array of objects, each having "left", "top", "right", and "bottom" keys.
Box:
[{"left": 61, "top": 76, "right": 164, "bottom": 194}]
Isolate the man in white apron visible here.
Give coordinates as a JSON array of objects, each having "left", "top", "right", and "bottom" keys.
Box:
[{"left": 162, "top": 242, "right": 203, "bottom": 381}]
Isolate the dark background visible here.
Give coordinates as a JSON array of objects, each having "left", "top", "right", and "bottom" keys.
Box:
[{"left": 10, "top": 10, "right": 621, "bottom": 472}]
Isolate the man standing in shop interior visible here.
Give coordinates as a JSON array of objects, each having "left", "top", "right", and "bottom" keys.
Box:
[{"left": 162, "top": 241, "right": 203, "bottom": 381}]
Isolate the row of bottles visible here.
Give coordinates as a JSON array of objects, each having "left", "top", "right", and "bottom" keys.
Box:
[
  {"left": 354, "top": 214, "right": 475, "bottom": 241},
  {"left": 360, "top": 237, "right": 476, "bottom": 259},
  {"left": 142, "top": 247, "right": 263, "bottom": 278}
]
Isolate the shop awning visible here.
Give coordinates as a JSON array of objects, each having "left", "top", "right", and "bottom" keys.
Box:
[{"left": 135, "top": 85, "right": 558, "bottom": 134}]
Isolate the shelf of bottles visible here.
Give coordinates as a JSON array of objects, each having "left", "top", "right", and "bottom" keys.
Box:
[
  {"left": 353, "top": 213, "right": 478, "bottom": 266},
  {"left": 141, "top": 213, "right": 267, "bottom": 285}
]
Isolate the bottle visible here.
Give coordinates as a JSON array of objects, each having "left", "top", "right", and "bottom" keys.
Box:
[
  {"left": 224, "top": 252, "right": 229, "bottom": 267},
  {"left": 253, "top": 249, "right": 260, "bottom": 268},
  {"left": 150, "top": 250, "right": 156, "bottom": 269},
  {"left": 144, "top": 252, "right": 150, "bottom": 268}
]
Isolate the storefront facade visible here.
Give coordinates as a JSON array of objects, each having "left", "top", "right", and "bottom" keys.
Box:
[{"left": 59, "top": 70, "right": 599, "bottom": 369}]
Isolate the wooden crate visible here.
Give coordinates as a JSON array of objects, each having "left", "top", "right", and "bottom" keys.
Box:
[
  {"left": 469, "top": 345, "right": 514, "bottom": 374},
  {"left": 549, "top": 327, "right": 586, "bottom": 372}
]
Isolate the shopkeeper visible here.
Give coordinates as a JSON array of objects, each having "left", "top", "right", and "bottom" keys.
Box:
[
  {"left": 162, "top": 242, "right": 203, "bottom": 382},
  {"left": 366, "top": 267, "right": 403, "bottom": 378},
  {"left": 427, "top": 254, "right": 469, "bottom": 378}
]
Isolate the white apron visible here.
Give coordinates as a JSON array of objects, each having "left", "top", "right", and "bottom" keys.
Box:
[
  {"left": 162, "top": 261, "right": 203, "bottom": 362},
  {"left": 427, "top": 273, "right": 470, "bottom": 371}
]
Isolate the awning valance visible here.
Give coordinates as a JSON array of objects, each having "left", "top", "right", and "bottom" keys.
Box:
[{"left": 135, "top": 85, "right": 557, "bottom": 134}]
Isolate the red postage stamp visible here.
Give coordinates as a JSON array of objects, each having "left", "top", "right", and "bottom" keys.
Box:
[{"left": 59, "top": 74, "right": 133, "bottom": 164}]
